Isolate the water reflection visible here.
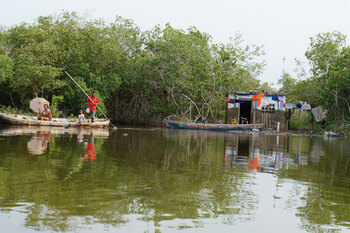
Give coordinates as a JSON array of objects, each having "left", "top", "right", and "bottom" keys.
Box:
[
  {"left": 83, "top": 133, "right": 96, "bottom": 160},
  {"left": 0, "top": 126, "right": 349, "bottom": 232},
  {"left": 77, "top": 129, "right": 84, "bottom": 143},
  {"left": 27, "top": 131, "right": 52, "bottom": 155},
  {"left": 224, "top": 134, "right": 285, "bottom": 174}
]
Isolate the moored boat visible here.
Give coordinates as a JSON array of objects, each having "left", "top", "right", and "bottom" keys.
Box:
[
  {"left": 0, "top": 125, "right": 110, "bottom": 137},
  {"left": 0, "top": 113, "right": 110, "bottom": 128},
  {"left": 165, "top": 120, "right": 263, "bottom": 131}
]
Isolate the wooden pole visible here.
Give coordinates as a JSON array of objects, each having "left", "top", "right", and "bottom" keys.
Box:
[{"left": 64, "top": 71, "right": 117, "bottom": 129}]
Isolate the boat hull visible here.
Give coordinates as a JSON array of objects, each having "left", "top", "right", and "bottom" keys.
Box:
[
  {"left": 165, "top": 120, "right": 263, "bottom": 131},
  {"left": 0, "top": 113, "right": 110, "bottom": 128}
]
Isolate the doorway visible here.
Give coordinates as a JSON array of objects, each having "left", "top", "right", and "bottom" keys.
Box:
[{"left": 239, "top": 101, "right": 252, "bottom": 124}]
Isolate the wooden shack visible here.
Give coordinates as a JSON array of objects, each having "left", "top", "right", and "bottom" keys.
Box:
[{"left": 225, "top": 91, "right": 287, "bottom": 130}]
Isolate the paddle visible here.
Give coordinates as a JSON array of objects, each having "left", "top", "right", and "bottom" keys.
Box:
[{"left": 64, "top": 71, "right": 118, "bottom": 129}]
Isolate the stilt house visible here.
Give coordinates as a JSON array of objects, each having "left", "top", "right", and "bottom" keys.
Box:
[{"left": 225, "top": 92, "right": 287, "bottom": 130}]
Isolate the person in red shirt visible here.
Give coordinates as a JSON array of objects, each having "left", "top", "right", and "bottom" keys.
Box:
[{"left": 85, "top": 91, "right": 99, "bottom": 123}]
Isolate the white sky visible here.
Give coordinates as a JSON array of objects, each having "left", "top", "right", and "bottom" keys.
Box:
[{"left": 1, "top": 0, "right": 350, "bottom": 86}]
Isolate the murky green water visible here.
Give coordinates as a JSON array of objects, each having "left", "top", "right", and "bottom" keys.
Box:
[{"left": 0, "top": 125, "right": 349, "bottom": 232}]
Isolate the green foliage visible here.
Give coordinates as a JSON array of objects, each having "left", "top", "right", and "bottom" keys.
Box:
[
  {"left": 0, "top": 54, "right": 13, "bottom": 81},
  {"left": 0, "top": 105, "right": 28, "bottom": 114},
  {"left": 50, "top": 95, "right": 64, "bottom": 118},
  {"left": 304, "top": 32, "right": 350, "bottom": 121},
  {"left": 278, "top": 32, "right": 350, "bottom": 132},
  {"left": 112, "top": 25, "right": 266, "bottom": 124},
  {"left": 289, "top": 111, "right": 313, "bottom": 130},
  {"left": 1, "top": 11, "right": 267, "bottom": 124},
  {"left": 260, "top": 82, "right": 276, "bottom": 92}
]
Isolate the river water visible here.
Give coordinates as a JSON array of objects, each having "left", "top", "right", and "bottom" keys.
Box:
[{"left": 0, "top": 125, "right": 349, "bottom": 233}]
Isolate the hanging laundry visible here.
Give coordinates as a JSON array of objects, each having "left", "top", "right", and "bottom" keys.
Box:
[
  {"left": 301, "top": 104, "right": 311, "bottom": 110},
  {"left": 271, "top": 95, "right": 278, "bottom": 101},
  {"left": 296, "top": 104, "right": 302, "bottom": 109},
  {"left": 252, "top": 94, "right": 264, "bottom": 107},
  {"left": 283, "top": 103, "right": 286, "bottom": 108},
  {"left": 238, "top": 100, "right": 246, "bottom": 104},
  {"left": 285, "top": 103, "right": 293, "bottom": 109},
  {"left": 260, "top": 97, "right": 269, "bottom": 107}
]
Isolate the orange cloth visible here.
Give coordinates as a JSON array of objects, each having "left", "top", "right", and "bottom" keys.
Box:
[{"left": 252, "top": 94, "right": 264, "bottom": 107}]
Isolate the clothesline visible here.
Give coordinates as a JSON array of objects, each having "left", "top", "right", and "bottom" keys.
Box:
[
  {"left": 225, "top": 95, "right": 317, "bottom": 111},
  {"left": 225, "top": 94, "right": 327, "bottom": 122},
  {"left": 250, "top": 94, "right": 326, "bottom": 122},
  {"left": 282, "top": 103, "right": 315, "bottom": 110}
]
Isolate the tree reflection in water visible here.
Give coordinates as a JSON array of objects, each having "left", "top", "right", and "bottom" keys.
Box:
[
  {"left": 282, "top": 137, "right": 350, "bottom": 232},
  {"left": 0, "top": 128, "right": 258, "bottom": 231},
  {"left": 0, "top": 127, "right": 349, "bottom": 232}
]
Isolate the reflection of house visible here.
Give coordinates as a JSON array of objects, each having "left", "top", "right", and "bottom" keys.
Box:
[
  {"left": 225, "top": 92, "right": 287, "bottom": 130},
  {"left": 223, "top": 134, "right": 286, "bottom": 174},
  {"left": 222, "top": 134, "right": 322, "bottom": 173}
]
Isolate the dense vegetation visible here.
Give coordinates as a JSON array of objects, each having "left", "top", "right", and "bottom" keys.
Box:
[
  {"left": 1, "top": 13, "right": 349, "bottom": 132},
  {"left": 0, "top": 12, "right": 266, "bottom": 124},
  {"left": 280, "top": 32, "right": 350, "bottom": 133}
]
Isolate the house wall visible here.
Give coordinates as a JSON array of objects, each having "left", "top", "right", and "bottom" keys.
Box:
[{"left": 226, "top": 106, "right": 239, "bottom": 124}]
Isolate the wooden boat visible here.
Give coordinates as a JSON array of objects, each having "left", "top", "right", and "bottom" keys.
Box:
[
  {"left": 0, "top": 113, "right": 110, "bottom": 128},
  {"left": 0, "top": 125, "right": 110, "bottom": 137},
  {"left": 165, "top": 120, "right": 263, "bottom": 131}
]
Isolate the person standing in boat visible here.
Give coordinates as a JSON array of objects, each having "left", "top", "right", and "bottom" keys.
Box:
[
  {"left": 78, "top": 109, "right": 85, "bottom": 125},
  {"left": 85, "top": 91, "right": 99, "bottom": 123},
  {"left": 37, "top": 104, "right": 52, "bottom": 121}
]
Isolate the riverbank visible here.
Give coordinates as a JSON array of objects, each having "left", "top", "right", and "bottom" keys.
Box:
[{"left": 0, "top": 107, "right": 347, "bottom": 137}]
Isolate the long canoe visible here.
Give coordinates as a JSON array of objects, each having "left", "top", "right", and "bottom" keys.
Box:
[
  {"left": 165, "top": 120, "right": 263, "bottom": 131},
  {"left": 0, "top": 125, "right": 110, "bottom": 137},
  {"left": 0, "top": 113, "right": 110, "bottom": 128}
]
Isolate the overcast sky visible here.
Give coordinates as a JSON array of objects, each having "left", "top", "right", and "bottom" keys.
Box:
[{"left": 1, "top": 0, "right": 350, "bottom": 86}]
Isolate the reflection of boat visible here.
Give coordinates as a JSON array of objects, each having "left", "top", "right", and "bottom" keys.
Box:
[
  {"left": 165, "top": 120, "right": 263, "bottom": 131},
  {"left": 0, "top": 113, "right": 109, "bottom": 128},
  {"left": 0, "top": 125, "right": 110, "bottom": 137}
]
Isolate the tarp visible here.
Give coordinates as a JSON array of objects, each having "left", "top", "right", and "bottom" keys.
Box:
[{"left": 311, "top": 107, "right": 327, "bottom": 122}]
